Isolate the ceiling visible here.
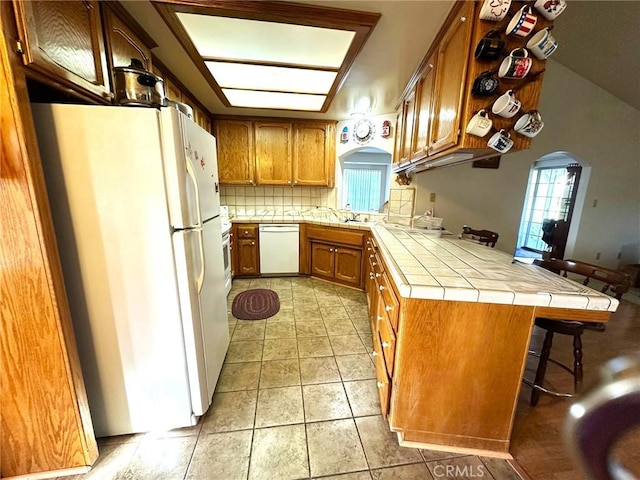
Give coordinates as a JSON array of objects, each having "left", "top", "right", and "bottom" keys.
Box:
[{"left": 122, "top": 1, "right": 640, "bottom": 119}]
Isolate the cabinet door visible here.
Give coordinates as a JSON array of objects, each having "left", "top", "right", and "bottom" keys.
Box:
[
  {"left": 237, "top": 238, "right": 259, "bottom": 276},
  {"left": 102, "top": 4, "right": 152, "bottom": 72},
  {"left": 392, "top": 110, "right": 403, "bottom": 167},
  {"left": 164, "top": 77, "right": 183, "bottom": 103},
  {"left": 334, "top": 246, "right": 362, "bottom": 287},
  {"left": 373, "top": 329, "right": 391, "bottom": 418},
  {"left": 311, "top": 243, "right": 334, "bottom": 278},
  {"left": 214, "top": 120, "right": 255, "bottom": 185},
  {"left": 13, "top": 0, "right": 110, "bottom": 100},
  {"left": 411, "top": 54, "right": 437, "bottom": 160},
  {"left": 255, "top": 122, "right": 292, "bottom": 186},
  {"left": 193, "top": 106, "right": 211, "bottom": 133},
  {"left": 399, "top": 88, "right": 417, "bottom": 164},
  {"left": 292, "top": 123, "right": 334, "bottom": 187},
  {"left": 429, "top": 3, "right": 473, "bottom": 155}
]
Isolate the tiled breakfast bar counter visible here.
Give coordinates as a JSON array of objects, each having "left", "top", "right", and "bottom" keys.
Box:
[
  {"left": 367, "top": 224, "right": 617, "bottom": 458},
  {"left": 230, "top": 213, "right": 618, "bottom": 457}
]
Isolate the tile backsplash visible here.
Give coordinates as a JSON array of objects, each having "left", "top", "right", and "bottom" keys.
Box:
[{"left": 220, "top": 186, "right": 337, "bottom": 215}]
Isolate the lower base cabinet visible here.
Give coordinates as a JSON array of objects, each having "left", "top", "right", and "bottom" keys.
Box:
[
  {"left": 310, "top": 242, "right": 362, "bottom": 288},
  {"left": 235, "top": 224, "right": 259, "bottom": 276}
]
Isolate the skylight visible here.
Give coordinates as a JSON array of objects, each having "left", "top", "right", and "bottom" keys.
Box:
[{"left": 153, "top": 2, "right": 380, "bottom": 113}]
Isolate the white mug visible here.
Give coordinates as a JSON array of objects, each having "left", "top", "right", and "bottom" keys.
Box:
[
  {"left": 514, "top": 110, "right": 544, "bottom": 137},
  {"left": 534, "top": 0, "right": 567, "bottom": 20},
  {"left": 492, "top": 90, "right": 521, "bottom": 118},
  {"left": 465, "top": 110, "right": 493, "bottom": 137},
  {"left": 487, "top": 129, "right": 514, "bottom": 153},
  {"left": 498, "top": 48, "right": 532, "bottom": 79},
  {"left": 526, "top": 28, "right": 558, "bottom": 60},
  {"left": 479, "top": 0, "right": 512, "bottom": 21}
]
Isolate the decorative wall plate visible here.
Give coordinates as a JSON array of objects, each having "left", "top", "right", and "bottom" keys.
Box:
[{"left": 352, "top": 118, "right": 375, "bottom": 145}]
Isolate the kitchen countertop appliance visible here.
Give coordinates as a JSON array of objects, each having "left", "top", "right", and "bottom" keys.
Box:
[
  {"left": 113, "top": 58, "right": 165, "bottom": 107},
  {"left": 32, "top": 103, "right": 229, "bottom": 436}
]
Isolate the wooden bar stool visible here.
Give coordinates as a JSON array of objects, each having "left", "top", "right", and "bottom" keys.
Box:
[{"left": 524, "top": 259, "right": 632, "bottom": 406}]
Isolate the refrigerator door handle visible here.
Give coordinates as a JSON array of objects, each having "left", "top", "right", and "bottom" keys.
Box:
[
  {"left": 196, "top": 228, "right": 205, "bottom": 293},
  {"left": 185, "top": 153, "right": 202, "bottom": 226}
]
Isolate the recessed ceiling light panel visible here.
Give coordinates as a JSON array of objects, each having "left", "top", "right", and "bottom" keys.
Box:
[
  {"left": 206, "top": 62, "right": 337, "bottom": 94},
  {"left": 177, "top": 14, "right": 355, "bottom": 68},
  {"left": 222, "top": 89, "right": 326, "bottom": 111}
]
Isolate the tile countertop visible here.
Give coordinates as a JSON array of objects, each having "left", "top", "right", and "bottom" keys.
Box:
[
  {"left": 228, "top": 216, "right": 618, "bottom": 312},
  {"left": 371, "top": 224, "right": 619, "bottom": 312}
]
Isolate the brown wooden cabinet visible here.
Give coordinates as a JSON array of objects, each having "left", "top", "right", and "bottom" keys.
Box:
[
  {"left": 428, "top": 3, "right": 473, "bottom": 156},
  {"left": 293, "top": 123, "right": 335, "bottom": 187},
  {"left": 255, "top": 122, "right": 292, "bottom": 186},
  {"left": 411, "top": 53, "right": 437, "bottom": 160},
  {"left": 215, "top": 118, "right": 336, "bottom": 187},
  {"left": 235, "top": 224, "right": 259, "bottom": 276},
  {"left": 102, "top": 3, "right": 152, "bottom": 72},
  {"left": 393, "top": 0, "right": 550, "bottom": 171},
  {"left": 306, "top": 225, "right": 364, "bottom": 289},
  {"left": 214, "top": 120, "right": 255, "bottom": 185},
  {"left": 12, "top": 0, "right": 111, "bottom": 101},
  {"left": 311, "top": 242, "right": 362, "bottom": 288}
]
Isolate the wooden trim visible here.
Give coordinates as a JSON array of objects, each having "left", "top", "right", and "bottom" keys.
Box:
[
  {"left": 202, "top": 56, "right": 340, "bottom": 72},
  {"left": 213, "top": 113, "right": 337, "bottom": 125},
  {"left": 3, "top": 466, "right": 91, "bottom": 480},
  {"left": 533, "top": 306, "right": 612, "bottom": 323},
  {"left": 398, "top": 433, "right": 514, "bottom": 459},
  {"left": 151, "top": 0, "right": 380, "bottom": 113},
  {"left": 1, "top": 10, "right": 98, "bottom": 474}
]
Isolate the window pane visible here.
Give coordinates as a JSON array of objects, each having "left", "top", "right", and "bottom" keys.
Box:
[{"left": 343, "top": 168, "right": 382, "bottom": 211}]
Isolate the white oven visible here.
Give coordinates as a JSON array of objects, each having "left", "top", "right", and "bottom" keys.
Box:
[{"left": 221, "top": 226, "right": 232, "bottom": 296}]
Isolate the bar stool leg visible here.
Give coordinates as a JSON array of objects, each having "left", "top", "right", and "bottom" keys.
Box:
[
  {"left": 573, "top": 334, "right": 583, "bottom": 392},
  {"left": 531, "top": 330, "right": 555, "bottom": 406}
]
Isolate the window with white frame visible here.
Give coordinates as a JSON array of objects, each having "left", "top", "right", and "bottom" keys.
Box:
[{"left": 340, "top": 151, "right": 391, "bottom": 211}]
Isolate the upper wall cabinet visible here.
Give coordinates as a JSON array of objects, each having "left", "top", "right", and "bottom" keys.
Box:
[
  {"left": 293, "top": 123, "right": 335, "bottom": 187},
  {"left": 214, "top": 118, "right": 336, "bottom": 187},
  {"left": 215, "top": 120, "right": 255, "bottom": 185},
  {"left": 255, "top": 122, "right": 292, "bottom": 186},
  {"left": 393, "top": 0, "right": 552, "bottom": 172},
  {"left": 12, "top": 0, "right": 111, "bottom": 101},
  {"left": 102, "top": 3, "right": 152, "bottom": 72}
]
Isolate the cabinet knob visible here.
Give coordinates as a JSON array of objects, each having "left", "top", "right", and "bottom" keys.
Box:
[
  {"left": 244, "top": 231, "right": 248, "bottom": 234},
  {"left": 249, "top": 180, "right": 255, "bottom": 185},
  {"left": 460, "top": 16, "right": 467, "bottom": 22},
  {"left": 377, "top": 316, "right": 382, "bottom": 322},
  {"left": 379, "top": 285, "right": 384, "bottom": 291},
  {"left": 369, "top": 273, "right": 375, "bottom": 279},
  {"left": 375, "top": 273, "right": 381, "bottom": 278},
  {"left": 382, "top": 341, "right": 390, "bottom": 348},
  {"left": 385, "top": 305, "right": 392, "bottom": 312},
  {"left": 372, "top": 262, "right": 377, "bottom": 267},
  {"left": 294, "top": 181, "right": 298, "bottom": 185},
  {"left": 287, "top": 180, "right": 291, "bottom": 185},
  {"left": 372, "top": 351, "right": 378, "bottom": 357},
  {"left": 251, "top": 241, "right": 255, "bottom": 245},
  {"left": 367, "top": 247, "right": 372, "bottom": 251},
  {"left": 329, "top": 248, "right": 333, "bottom": 252},
  {"left": 377, "top": 381, "right": 384, "bottom": 389},
  {"left": 369, "top": 254, "right": 374, "bottom": 258}
]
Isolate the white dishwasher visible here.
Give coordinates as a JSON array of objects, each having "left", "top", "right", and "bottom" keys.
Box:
[{"left": 259, "top": 224, "right": 300, "bottom": 274}]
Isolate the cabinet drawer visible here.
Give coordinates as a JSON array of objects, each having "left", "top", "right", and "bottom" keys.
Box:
[
  {"left": 237, "top": 225, "right": 258, "bottom": 238},
  {"left": 377, "top": 272, "right": 400, "bottom": 331},
  {"left": 372, "top": 332, "right": 391, "bottom": 418},
  {"left": 307, "top": 225, "right": 364, "bottom": 248},
  {"left": 377, "top": 303, "right": 396, "bottom": 377}
]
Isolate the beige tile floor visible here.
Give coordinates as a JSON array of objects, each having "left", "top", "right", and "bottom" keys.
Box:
[{"left": 59, "top": 277, "right": 526, "bottom": 480}]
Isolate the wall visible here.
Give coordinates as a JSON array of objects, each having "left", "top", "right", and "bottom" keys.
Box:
[{"left": 412, "top": 59, "right": 640, "bottom": 268}]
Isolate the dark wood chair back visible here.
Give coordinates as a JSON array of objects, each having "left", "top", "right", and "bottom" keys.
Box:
[
  {"left": 460, "top": 226, "right": 499, "bottom": 248},
  {"left": 539, "top": 258, "right": 632, "bottom": 300}
]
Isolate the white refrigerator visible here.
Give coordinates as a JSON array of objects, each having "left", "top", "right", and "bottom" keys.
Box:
[{"left": 31, "top": 103, "right": 230, "bottom": 437}]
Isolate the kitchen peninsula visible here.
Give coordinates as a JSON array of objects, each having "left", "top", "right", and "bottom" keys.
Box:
[{"left": 229, "top": 215, "right": 617, "bottom": 457}]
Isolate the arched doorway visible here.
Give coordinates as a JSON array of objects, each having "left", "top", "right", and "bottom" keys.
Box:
[
  {"left": 337, "top": 146, "right": 392, "bottom": 212},
  {"left": 515, "top": 152, "right": 591, "bottom": 260}
]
